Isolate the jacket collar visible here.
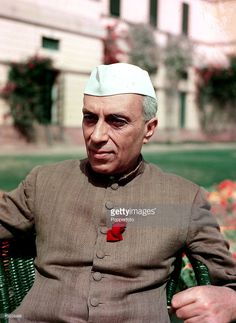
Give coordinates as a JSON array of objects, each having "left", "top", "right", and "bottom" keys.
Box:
[{"left": 82, "top": 155, "right": 145, "bottom": 186}]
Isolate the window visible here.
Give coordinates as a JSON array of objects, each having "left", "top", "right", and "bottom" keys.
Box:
[
  {"left": 149, "top": 0, "right": 158, "bottom": 27},
  {"left": 41, "top": 70, "right": 59, "bottom": 124},
  {"left": 110, "top": 0, "right": 120, "bottom": 17},
  {"left": 179, "top": 70, "right": 188, "bottom": 80},
  {"left": 42, "top": 37, "right": 60, "bottom": 51},
  {"left": 179, "top": 91, "right": 186, "bottom": 129},
  {"left": 181, "top": 3, "right": 189, "bottom": 36}
]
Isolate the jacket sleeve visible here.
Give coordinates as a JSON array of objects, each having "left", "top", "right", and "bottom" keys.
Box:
[
  {"left": 0, "top": 167, "right": 39, "bottom": 239},
  {"left": 186, "top": 187, "right": 236, "bottom": 290}
]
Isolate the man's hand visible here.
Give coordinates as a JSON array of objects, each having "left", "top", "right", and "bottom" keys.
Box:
[{"left": 172, "top": 286, "right": 236, "bottom": 323}]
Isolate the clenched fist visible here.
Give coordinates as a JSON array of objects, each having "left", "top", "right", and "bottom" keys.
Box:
[{"left": 172, "top": 285, "right": 236, "bottom": 323}]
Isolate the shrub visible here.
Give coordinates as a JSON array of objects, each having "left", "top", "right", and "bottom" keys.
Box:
[
  {"left": 1, "top": 56, "right": 55, "bottom": 141},
  {"left": 181, "top": 180, "right": 236, "bottom": 288}
]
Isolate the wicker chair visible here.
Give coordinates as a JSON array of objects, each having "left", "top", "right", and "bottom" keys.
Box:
[
  {"left": 0, "top": 238, "right": 211, "bottom": 323},
  {"left": 166, "top": 252, "right": 211, "bottom": 309},
  {"left": 0, "top": 237, "right": 36, "bottom": 322}
]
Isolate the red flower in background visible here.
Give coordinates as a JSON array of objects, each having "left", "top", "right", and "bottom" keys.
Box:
[
  {"left": 208, "top": 180, "right": 236, "bottom": 255},
  {"left": 0, "top": 82, "right": 16, "bottom": 98}
]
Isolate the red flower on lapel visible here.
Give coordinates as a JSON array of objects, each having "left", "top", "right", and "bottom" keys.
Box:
[{"left": 107, "top": 222, "right": 126, "bottom": 242}]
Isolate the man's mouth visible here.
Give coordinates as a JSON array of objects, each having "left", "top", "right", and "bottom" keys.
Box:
[{"left": 89, "top": 149, "right": 113, "bottom": 160}]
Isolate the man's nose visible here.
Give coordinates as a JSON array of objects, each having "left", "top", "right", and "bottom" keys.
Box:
[{"left": 90, "top": 120, "right": 109, "bottom": 143}]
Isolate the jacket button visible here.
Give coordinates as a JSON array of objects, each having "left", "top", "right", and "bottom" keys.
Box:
[
  {"left": 111, "top": 183, "right": 119, "bottom": 190},
  {"left": 93, "top": 272, "right": 102, "bottom": 281},
  {"left": 90, "top": 297, "right": 99, "bottom": 307},
  {"left": 100, "top": 227, "right": 107, "bottom": 234},
  {"left": 96, "top": 250, "right": 105, "bottom": 259},
  {"left": 105, "top": 201, "right": 113, "bottom": 209}
]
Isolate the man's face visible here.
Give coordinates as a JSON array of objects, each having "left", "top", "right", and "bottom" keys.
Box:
[{"left": 82, "top": 93, "right": 157, "bottom": 175}]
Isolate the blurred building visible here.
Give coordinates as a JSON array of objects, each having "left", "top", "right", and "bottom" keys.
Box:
[
  {"left": 0, "top": 0, "right": 104, "bottom": 145},
  {"left": 101, "top": 0, "right": 236, "bottom": 142},
  {"left": 0, "top": 0, "right": 236, "bottom": 145}
]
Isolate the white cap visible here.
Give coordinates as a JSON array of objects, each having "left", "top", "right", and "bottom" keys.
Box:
[{"left": 84, "top": 63, "right": 156, "bottom": 99}]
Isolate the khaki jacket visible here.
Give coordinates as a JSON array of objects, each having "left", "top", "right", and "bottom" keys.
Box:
[{"left": 0, "top": 158, "right": 235, "bottom": 323}]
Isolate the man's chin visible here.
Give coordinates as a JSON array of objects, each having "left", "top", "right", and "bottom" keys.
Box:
[
  {"left": 91, "top": 166, "right": 115, "bottom": 175},
  {"left": 89, "top": 160, "right": 116, "bottom": 175}
]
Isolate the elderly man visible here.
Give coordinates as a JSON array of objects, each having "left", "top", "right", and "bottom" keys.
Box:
[{"left": 0, "top": 63, "right": 236, "bottom": 323}]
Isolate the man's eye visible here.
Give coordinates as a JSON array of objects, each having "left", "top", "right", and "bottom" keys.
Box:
[
  {"left": 108, "top": 117, "right": 128, "bottom": 127},
  {"left": 83, "top": 114, "right": 97, "bottom": 123}
]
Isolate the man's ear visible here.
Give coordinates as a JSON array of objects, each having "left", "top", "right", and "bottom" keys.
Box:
[{"left": 143, "top": 118, "right": 158, "bottom": 144}]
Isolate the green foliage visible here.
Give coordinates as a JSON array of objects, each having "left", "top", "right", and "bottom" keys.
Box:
[
  {"left": 128, "top": 24, "right": 159, "bottom": 75},
  {"left": 197, "top": 57, "right": 236, "bottom": 107},
  {"left": 196, "top": 56, "right": 236, "bottom": 131},
  {"left": 164, "top": 35, "right": 193, "bottom": 81},
  {"left": 103, "top": 22, "right": 159, "bottom": 75},
  {"left": 1, "top": 56, "right": 55, "bottom": 141}
]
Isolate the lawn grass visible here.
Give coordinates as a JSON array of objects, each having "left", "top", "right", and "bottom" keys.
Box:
[
  {"left": 143, "top": 148, "right": 236, "bottom": 188},
  {"left": 0, "top": 148, "right": 235, "bottom": 191},
  {"left": 0, "top": 154, "right": 83, "bottom": 191}
]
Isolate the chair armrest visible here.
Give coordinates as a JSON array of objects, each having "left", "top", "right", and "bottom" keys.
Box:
[
  {"left": 0, "top": 239, "right": 35, "bottom": 317},
  {"left": 0, "top": 241, "right": 11, "bottom": 322},
  {"left": 166, "top": 255, "right": 211, "bottom": 309}
]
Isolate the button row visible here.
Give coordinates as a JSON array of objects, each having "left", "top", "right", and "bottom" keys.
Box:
[
  {"left": 96, "top": 250, "right": 105, "bottom": 259},
  {"left": 100, "top": 226, "right": 107, "bottom": 234},
  {"left": 90, "top": 297, "right": 99, "bottom": 307},
  {"left": 93, "top": 271, "right": 102, "bottom": 281},
  {"left": 110, "top": 183, "right": 119, "bottom": 190},
  {"left": 105, "top": 201, "right": 113, "bottom": 209}
]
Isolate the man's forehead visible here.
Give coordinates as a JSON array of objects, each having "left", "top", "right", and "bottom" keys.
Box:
[{"left": 83, "top": 94, "right": 143, "bottom": 116}]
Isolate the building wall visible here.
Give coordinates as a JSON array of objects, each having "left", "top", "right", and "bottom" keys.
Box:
[
  {"left": 102, "top": 0, "right": 203, "bottom": 132},
  {"left": 102, "top": 0, "right": 236, "bottom": 139},
  {"left": 0, "top": 0, "right": 104, "bottom": 137},
  {"left": 1, "top": 0, "right": 236, "bottom": 144}
]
